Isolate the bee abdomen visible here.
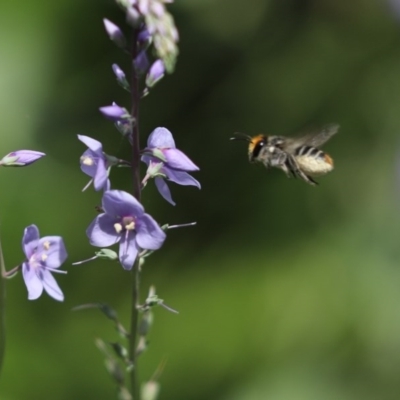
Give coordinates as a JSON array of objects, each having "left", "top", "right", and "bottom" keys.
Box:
[
  {"left": 295, "top": 145, "right": 325, "bottom": 159},
  {"left": 294, "top": 146, "right": 334, "bottom": 176}
]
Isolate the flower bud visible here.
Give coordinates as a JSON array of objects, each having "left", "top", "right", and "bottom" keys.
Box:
[
  {"left": 112, "top": 64, "right": 130, "bottom": 90},
  {"left": 145, "top": 60, "right": 165, "bottom": 87},
  {"left": 134, "top": 50, "right": 150, "bottom": 74},
  {"left": 0, "top": 150, "right": 45, "bottom": 167},
  {"left": 96, "top": 248, "right": 119, "bottom": 261},
  {"left": 126, "top": 6, "right": 141, "bottom": 27},
  {"left": 99, "top": 103, "right": 130, "bottom": 122},
  {"left": 103, "top": 19, "right": 127, "bottom": 48}
]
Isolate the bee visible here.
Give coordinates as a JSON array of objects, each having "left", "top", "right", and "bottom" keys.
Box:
[{"left": 230, "top": 124, "right": 339, "bottom": 185}]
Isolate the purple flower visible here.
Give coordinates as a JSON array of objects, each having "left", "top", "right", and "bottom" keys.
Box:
[
  {"left": 112, "top": 64, "right": 126, "bottom": 82},
  {"left": 21, "top": 225, "right": 67, "bottom": 301},
  {"left": 99, "top": 102, "right": 129, "bottom": 122},
  {"left": 103, "top": 18, "right": 127, "bottom": 48},
  {"left": 134, "top": 50, "right": 150, "bottom": 74},
  {"left": 86, "top": 190, "right": 166, "bottom": 270},
  {"left": 78, "top": 135, "right": 110, "bottom": 191},
  {"left": 142, "top": 127, "right": 200, "bottom": 205},
  {"left": 138, "top": 27, "right": 151, "bottom": 47},
  {"left": 0, "top": 150, "right": 45, "bottom": 167},
  {"left": 145, "top": 60, "right": 165, "bottom": 87}
]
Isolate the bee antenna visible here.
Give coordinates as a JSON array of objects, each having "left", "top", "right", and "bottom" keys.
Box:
[{"left": 230, "top": 132, "right": 251, "bottom": 142}]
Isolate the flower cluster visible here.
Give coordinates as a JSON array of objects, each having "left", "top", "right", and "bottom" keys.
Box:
[
  {"left": 0, "top": 147, "right": 70, "bottom": 302},
  {"left": 120, "top": 0, "right": 179, "bottom": 73},
  {"left": 74, "top": 0, "right": 198, "bottom": 275},
  {"left": 78, "top": 125, "right": 199, "bottom": 267}
]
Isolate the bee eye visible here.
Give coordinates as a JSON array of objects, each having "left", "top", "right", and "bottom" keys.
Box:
[{"left": 252, "top": 141, "right": 265, "bottom": 158}]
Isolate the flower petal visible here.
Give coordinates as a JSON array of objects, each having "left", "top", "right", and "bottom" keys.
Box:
[
  {"left": 136, "top": 213, "right": 166, "bottom": 250},
  {"left": 80, "top": 149, "right": 98, "bottom": 178},
  {"left": 78, "top": 135, "right": 103, "bottom": 153},
  {"left": 87, "top": 214, "right": 120, "bottom": 247},
  {"left": 147, "top": 127, "right": 175, "bottom": 148},
  {"left": 163, "top": 148, "right": 199, "bottom": 171},
  {"left": 22, "top": 225, "right": 40, "bottom": 258},
  {"left": 119, "top": 231, "right": 139, "bottom": 270},
  {"left": 102, "top": 190, "right": 144, "bottom": 217},
  {"left": 22, "top": 262, "right": 43, "bottom": 300},
  {"left": 93, "top": 158, "right": 109, "bottom": 191},
  {"left": 155, "top": 177, "right": 175, "bottom": 205},
  {"left": 41, "top": 270, "right": 64, "bottom": 301},
  {"left": 164, "top": 168, "right": 201, "bottom": 188},
  {"left": 37, "top": 236, "right": 67, "bottom": 269}
]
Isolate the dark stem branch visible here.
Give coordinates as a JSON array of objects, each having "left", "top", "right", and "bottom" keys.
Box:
[
  {"left": 129, "top": 27, "right": 141, "bottom": 400},
  {"left": 131, "top": 28, "right": 141, "bottom": 203}
]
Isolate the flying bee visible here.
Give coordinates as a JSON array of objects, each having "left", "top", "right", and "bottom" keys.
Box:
[{"left": 230, "top": 124, "right": 339, "bottom": 185}]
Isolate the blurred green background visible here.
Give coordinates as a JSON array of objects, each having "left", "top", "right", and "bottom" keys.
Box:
[{"left": 2, "top": 0, "right": 400, "bottom": 399}]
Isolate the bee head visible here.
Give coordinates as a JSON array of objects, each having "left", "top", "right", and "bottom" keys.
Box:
[
  {"left": 230, "top": 133, "right": 268, "bottom": 162},
  {"left": 248, "top": 135, "right": 267, "bottom": 162}
]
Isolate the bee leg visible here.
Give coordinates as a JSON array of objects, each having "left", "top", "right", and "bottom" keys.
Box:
[
  {"left": 269, "top": 152, "right": 293, "bottom": 178},
  {"left": 286, "top": 155, "right": 318, "bottom": 186}
]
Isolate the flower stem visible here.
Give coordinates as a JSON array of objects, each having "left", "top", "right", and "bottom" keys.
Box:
[
  {"left": 129, "top": 26, "right": 141, "bottom": 400},
  {"left": 131, "top": 28, "right": 141, "bottom": 203},
  {"left": 0, "top": 235, "right": 6, "bottom": 380}
]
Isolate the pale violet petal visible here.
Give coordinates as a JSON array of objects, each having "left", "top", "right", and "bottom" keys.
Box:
[
  {"left": 87, "top": 214, "right": 120, "bottom": 247},
  {"left": 93, "top": 158, "right": 109, "bottom": 191},
  {"left": 102, "top": 190, "right": 144, "bottom": 217},
  {"left": 136, "top": 213, "right": 166, "bottom": 250},
  {"left": 22, "top": 263, "right": 43, "bottom": 300},
  {"left": 163, "top": 148, "right": 199, "bottom": 171},
  {"left": 147, "top": 127, "right": 175, "bottom": 148},
  {"left": 37, "top": 236, "right": 67, "bottom": 269},
  {"left": 22, "top": 225, "right": 40, "bottom": 258},
  {"left": 41, "top": 270, "right": 64, "bottom": 301},
  {"left": 78, "top": 135, "right": 103, "bottom": 153},
  {"left": 155, "top": 177, "right": 175, "bottom": 205},
  {"left": 164, "top": 168, "right": 201, "bottom": 188},
  {"left": 80, "top": 149, "right": 98, "bottom": 178},
  {"left": 119, "top": 231, "right": 139, "bottom": 270}
]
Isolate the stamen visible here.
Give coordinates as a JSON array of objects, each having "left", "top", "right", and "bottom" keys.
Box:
[
  {"left": 114, "top": 223, "right": 123, "bottom": 233},
  {"left": 81, "top": 155, "right": 94, "bottom": 166},
  {"left": 125, "top": 221, "right": 135, "bottom": 230}
]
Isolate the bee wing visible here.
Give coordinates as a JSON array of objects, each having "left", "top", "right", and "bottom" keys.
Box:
[
  {"left": 283, "top": 124, "right": 339, "bottom": 152},
  {"left": 305, "top": 124, "right": 339, "bottom": 147}
]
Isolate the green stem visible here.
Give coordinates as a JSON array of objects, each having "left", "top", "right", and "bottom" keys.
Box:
[
  {"left": 129, "top": 26, "right": 141, "bottom": 400},
  {"left": 0, "top": 235, "right": 6, "bottom": 379}
]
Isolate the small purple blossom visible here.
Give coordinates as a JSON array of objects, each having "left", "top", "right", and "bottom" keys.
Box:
[
  {"left": 99, "top": 103, "right": 129, "bottom": 122},
  {"left": 103, "top": 18, "right": 127, "bottom": 48},
  {"left": 21, "top": 225, "right": 67, "bottom": 301},
  {"left": 145, "top": 60, "right": 165, "bottom": 87},
  {"left": 142, "top": 127, "right": 200, "bottom": 205},
  {"left": 138, "top": 27, "right": 151, "bottom": 47},
  {"left": 86, "top": 190, "right": 166, "bottom": 270},
  {"left": 112, "top": 64, "right": 130, "bottom": 91},
  {"left": 78, "top": 135, "right": 110, "bottom": 191},
  {"left": 112, "top": 64, "right": 127, "bottom": 83},
  {"left": 0, "top": 150, "right": 45, "bottom": 167},
  {"left": 134, "top": 50, "right": 150, "bottom": 74}
]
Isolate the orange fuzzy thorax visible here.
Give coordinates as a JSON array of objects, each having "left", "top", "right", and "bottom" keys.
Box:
[{"left": 248, "top": 135, "right": 265, "bottom": 155}]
